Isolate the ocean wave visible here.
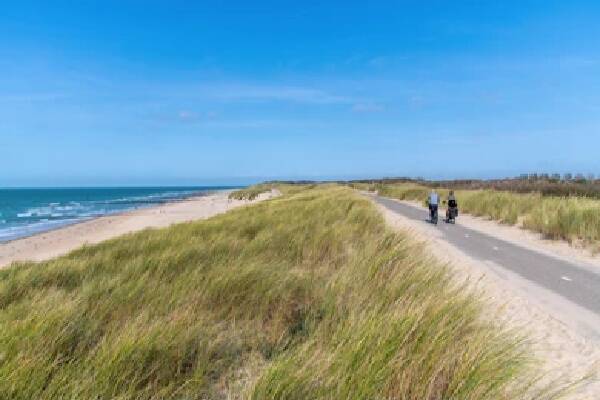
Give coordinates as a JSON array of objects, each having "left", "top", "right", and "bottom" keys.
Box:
[
  {"left": 0, "top": 188, "right": 215, "bottom": 242},
  {"left": 86, "top": 191, "right": 198, "bottom": 206},
  {"left": 0, "top": 218, "right": 82, "bottom": 241}
]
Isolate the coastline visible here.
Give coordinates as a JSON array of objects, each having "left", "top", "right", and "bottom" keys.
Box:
[
  {"left": 0, "top": 187, "right": 235, "bottom": 243},
  {"left": 0, "top": 189, "right": 275, "bottom": 269}
]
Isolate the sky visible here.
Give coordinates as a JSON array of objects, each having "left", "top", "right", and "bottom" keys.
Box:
[{"left": 2, "top": 1, "right": 600, "bottom": 186}]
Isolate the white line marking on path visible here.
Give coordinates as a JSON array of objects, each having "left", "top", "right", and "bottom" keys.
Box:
[
  {"left": 465, "top": 234, "right": 470, "bottom": 238},
  {"left": 493, "top": 246, "right": 499, "bottom": 251},
  {"left": 561, "top": 276, "right": 573, "bottom": 282}
]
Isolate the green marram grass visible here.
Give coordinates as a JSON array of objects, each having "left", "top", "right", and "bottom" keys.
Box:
[
  {"left": 228, "top": 184, "right": 273, "bottom": 201},
  {"left": 363, "top": 182, "right": 600, "bottom": 247},
  {"left": 0, "top": 185, "right": 562, "bottom": 399}
]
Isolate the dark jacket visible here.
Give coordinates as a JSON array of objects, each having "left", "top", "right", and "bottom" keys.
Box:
[{"left": 447, "top": 195, "right": 457, "bottom": 208}]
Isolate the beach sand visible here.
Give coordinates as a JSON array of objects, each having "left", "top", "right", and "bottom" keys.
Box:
[{"left": 0, "top": 190, "right": 278, "bottom": 269}]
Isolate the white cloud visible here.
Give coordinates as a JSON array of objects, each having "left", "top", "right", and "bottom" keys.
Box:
[
  {"left": 207, "top": 84, "right": 354, "bottom": 105},
  {"left": 352, "top": 103, "right": 384, "bottom": 113},
  {"left": 557, "top": 56, "right": 600, "bottom": 68},
  {"left": 175, "top": 110, "right": 218, "bottom": 122},
  {"left": 368, "top": 56, "right": 388, "bottom": 68},
  {"left": 178, "top": 110, "right": 199, "bottom": 121},
  {"left": 408, "top": 95, "right": 426, "bottom": 108},
  {"left": 0, "top": 93, "right": 67, "bottom": 102}
]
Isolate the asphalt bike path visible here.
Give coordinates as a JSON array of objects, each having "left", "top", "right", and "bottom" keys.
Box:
[{"left": 374, "top": 196, "right": 600, "bottom": 326}]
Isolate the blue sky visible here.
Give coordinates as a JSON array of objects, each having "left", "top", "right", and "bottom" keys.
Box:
[{"left": 2, "top": 1, "right": 600, "bottom": 186}]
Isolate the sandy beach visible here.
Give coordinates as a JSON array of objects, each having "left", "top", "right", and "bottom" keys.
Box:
[{"left": 0, "top": 190, "right": 277, "bottom": 269}]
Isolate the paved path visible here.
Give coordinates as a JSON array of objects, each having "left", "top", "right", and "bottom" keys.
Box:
[{"left": 374, "top": 196, "right": 600, "bottom": 319}]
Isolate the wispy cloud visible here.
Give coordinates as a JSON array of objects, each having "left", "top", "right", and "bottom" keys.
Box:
[
  {"left": 557, "top": 56, "right": 600, "bottom": 69},
  {"left": 206, "top": 84, "right": 355, "bottom": 105},
  {"left": 367, "top": 56, "right": 388, "bottom": 68},
  {"left": 202, "top": 119, "right": 296, "bottom": 129},
  {"left": 352, "top": 102, "right": 384, "bottom": 113},
  {"left": 0, "top": 93, "right": 67, "bottom": 103},
  {"left": 177, "top": 110, "right": 218, "bottom": 123},
  {"left": 177, "top": 110, "right": 199, "bottom": 121},
  {"left": 408, "top": 95, "right": 426, "bottom": 109}
]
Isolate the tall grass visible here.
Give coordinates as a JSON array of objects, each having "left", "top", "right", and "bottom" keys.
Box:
[
  {"left": 228, "top": 184, "right": 272, "bottom": 200},
  {"left": 0, "top": 185, "right": 552, "bottom": 398},
  {"left": 370, "top": 182, "right": 600, "bottom": 245},
  {"left": 524, "top": 197, "right": 600, "bottom": 243},
  {"left": 350, "top": 177, "right": 600, "bottom": 199}
]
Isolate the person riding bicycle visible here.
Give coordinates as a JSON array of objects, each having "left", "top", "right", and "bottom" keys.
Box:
[
  {"left": 446, "top": 190, "right": 458, "bottom": 221},
  {"left": 427, "top": 190, "right": 439, "bottom": 222}
]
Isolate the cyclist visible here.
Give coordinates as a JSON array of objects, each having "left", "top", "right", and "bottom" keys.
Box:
[
  {"left": 446, "top": 190, "right": 458, "bottom": 222},
  {"left": 427, "top": 190, "right": 439, "bottom": 223}
]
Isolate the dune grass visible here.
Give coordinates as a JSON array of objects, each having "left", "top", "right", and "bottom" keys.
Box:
[
  {"left": 228, "top": 184, "right": 273, "bottom": 200},
  {"left": 0, "top": 185, "right": 555, "bottom": 399},
  {"left": 365, "top": 182, "right": 600, "bottom": 246}
]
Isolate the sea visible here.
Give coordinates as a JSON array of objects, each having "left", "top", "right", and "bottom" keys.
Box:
[{"left": 0, "top": 187, "right": 235, "bottom": 243}]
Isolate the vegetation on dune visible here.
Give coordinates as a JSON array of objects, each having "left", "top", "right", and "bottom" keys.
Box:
[
  {"left": 228, "top": 184, "right": 272, "bottom": 200},
  {"left": 349, "top": 176, "right": 600, "bottom": 199},
  {"left": 0, "top": 185, "right": 558, "bottom": 399},
  {"left": 428, "top": 177, "right": 600, "bottom": 199},
  {"left": 361, "top": 182, "right": 600, "bottom": 247}
]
